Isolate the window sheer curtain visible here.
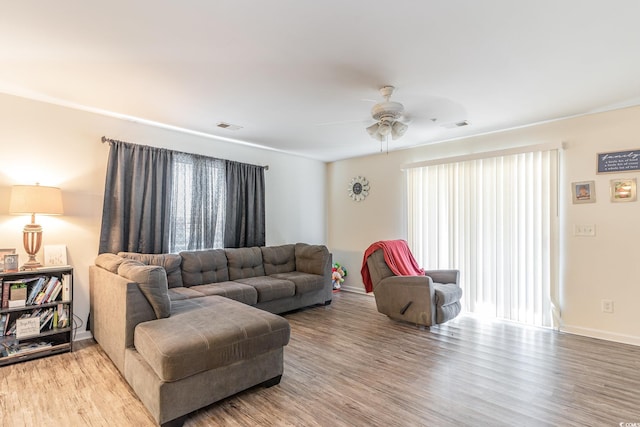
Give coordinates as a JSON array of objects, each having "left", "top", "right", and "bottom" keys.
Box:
[
  {"left": 407, "top": 148, "right": 559, "bottom": 328},
  {"left": 169, "top": 152, "right": 226, "bottom": 252},
  {"left": 99, "top": 139, "right": 265, "bottom": 254}
]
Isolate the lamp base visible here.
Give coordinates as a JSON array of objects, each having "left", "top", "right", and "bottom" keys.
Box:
[
  {"left": 22, "top": 222, "right": 43, "bottom": 270},
  {"left": 21, "top": 257, "right": 42, "bottom": 270}
]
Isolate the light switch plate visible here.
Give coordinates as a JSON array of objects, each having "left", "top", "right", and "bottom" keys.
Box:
[{"left": 574, "top": 224, "right": 596, "bottom": 236}]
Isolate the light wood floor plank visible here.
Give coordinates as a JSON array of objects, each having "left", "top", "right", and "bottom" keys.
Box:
[{"left": 1, "top": 291, "right": 639, "bottom": 426}]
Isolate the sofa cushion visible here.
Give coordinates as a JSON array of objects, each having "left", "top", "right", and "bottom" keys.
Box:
[
  {"left": 118, "top": 252, "right": 184, "bottom": 288},
  {"left": 233, "top": 276, "right": 295, "bottom": 302},
  {"left": 95, "top": 253, "right": 125, "bottom": 274},
  {"left": 269, "top": 271, "right": 325, "bottom": 294},
  {"left": 133, "top": 296, "right": 290, "bottom": 382},
  {"left": 295, "top": 243, "right": 328, "bottom": 275},
  {"left": 190, "top": 282, "right": 258, "bottom": 305},
  {"left": 225, "top": 247, "right": 265, "bottom": 280},
  {"left": 433, "top": 283, "right": 463, "bottom": 306},
  {"left": 180, "top": 249, "right": 230, "bottom": 287},
  {"left": 118, "top": 259, "right": 171, "bottom": 319},
  {"left": 261, "top": 244, "right": 296, "bottom": 275},
  {"left": 167, "top": 287, "right": 207, "bottom": 301}
]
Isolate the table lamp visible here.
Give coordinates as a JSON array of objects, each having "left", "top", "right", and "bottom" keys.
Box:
[{"left": 9, "top": 184, "right": 64, "bottom": 270}]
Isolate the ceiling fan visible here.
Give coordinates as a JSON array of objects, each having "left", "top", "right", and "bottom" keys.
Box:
[{"left": 366, "top": 86, "right": 409, "bottom": 142}]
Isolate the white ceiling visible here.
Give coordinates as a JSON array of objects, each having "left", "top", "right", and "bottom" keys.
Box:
[{"left": 2, "top": 1, "right": 640, "bottom": 162}]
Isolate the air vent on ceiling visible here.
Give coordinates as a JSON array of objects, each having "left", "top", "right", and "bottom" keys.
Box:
[
  {"left": 216, "top": 122, "right": 243, "bottom": 131},
  {"left": 441, "top": 120, "right": 470, "bottom": 129}
]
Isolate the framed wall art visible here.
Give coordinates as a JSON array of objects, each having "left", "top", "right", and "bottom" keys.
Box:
[
  {"left": 610, "top": 178, "right": 637, "bottom": 202},
  {"left": 572, "top": 181, "right": 596, "bottom": 204}
]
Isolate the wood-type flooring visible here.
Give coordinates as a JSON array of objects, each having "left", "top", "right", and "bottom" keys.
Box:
[{"left": 1, "top": 291, "right": 639, "bottom": 426}]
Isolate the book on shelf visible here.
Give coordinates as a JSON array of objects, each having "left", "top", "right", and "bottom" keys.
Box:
[
  {"left": 1, "top": 280, "right": 9, "bottom": 309},
  {"left": 1, "top": 341, "right": 52, "bottom": 357},
  {"left": 57, "top": 304, "right": 69, "bottom": 328},
  {"left": 2, "top": 277, "right": 44, "bottom": 307},
  {"left": 47, "top": 281, "right": 63, "bottom": 303},
  {"left": 5, "top": 312, "right": 29, "bottom": 336},
  {"left": 2, "top": 313, "right": 9, "bottom": 336},
  {"left": 35, "top": 276, "right": 60, "bottom": 305},
  {"left": 44, "top": 277, "right": 60, "bottom": 303},
  {"left": 0, "top": 313, "right": 7, "bottom": 336},
  {"left": 25, "top": 276, "right": 46, "bottom": 305},
  {"left": 39, "top": 308, "right": 55, "bottom": 331},
  {"left": 62, "top": 273, "right": 71, "bottom": 301}
]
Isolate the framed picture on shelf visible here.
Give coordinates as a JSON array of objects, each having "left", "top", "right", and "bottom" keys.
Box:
[
  {"left": 44, "top": 244, "right": 68, "bottom": 266},
  {"left": 610, "top": 178, "right": 637, "bottom": 202},
  {"left": 0, "top": 248, "right": 16, "bottom": 272},
  {"left": 572, "top": 181, "right": 596, "bottom": 204},
  {"left": 3, "top": 254, "right": 19, "bottom": 272}
]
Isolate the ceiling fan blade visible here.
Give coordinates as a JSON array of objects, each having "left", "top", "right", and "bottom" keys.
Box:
[{"left": 314, "top": 118, "right": 369, "bottom": 127}]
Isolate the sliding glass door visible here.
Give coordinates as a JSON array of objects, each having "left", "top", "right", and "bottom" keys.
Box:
[{"left": 407, "top": 148, "right": 559, "bottom": 327}]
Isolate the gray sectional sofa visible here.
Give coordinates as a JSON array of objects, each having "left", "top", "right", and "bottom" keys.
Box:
[{"left": 89, "top": 243, "right": 332, "bottom": 426}]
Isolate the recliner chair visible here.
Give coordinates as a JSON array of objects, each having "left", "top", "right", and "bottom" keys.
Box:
[{"left": 365, "top": 248, "right": 463, "bottom": 327}]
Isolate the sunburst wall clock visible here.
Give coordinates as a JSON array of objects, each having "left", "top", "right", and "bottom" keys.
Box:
[{"left": 348, "top": 176, "right": 370, "bottom": 201}]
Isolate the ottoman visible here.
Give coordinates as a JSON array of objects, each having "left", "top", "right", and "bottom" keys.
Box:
[{"left": 123, "top": 296, "right": 290, "bottom": 426}]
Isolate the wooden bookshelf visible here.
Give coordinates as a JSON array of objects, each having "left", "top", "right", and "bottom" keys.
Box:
[{"left": 0, "top": 266, "right": 73, "bottom": 366}]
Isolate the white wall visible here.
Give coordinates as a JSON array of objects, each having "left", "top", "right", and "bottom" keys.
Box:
[
  {"left": 0, "top": 93, "right": 327, "bottom": 340},
  {"left": 3, "top": 91, "right": 637, "bottom": 346},
  {"left": 329, "top": 106, "right": 640, "bottom": 346}
]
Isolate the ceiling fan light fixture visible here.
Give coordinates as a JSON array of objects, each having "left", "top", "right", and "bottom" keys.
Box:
[
  {"left": 391, "top": 120, "right": 408, "bottom": 139},
  {"left": 365, "top": 85, "right": 410, "bottom": 143},
  {"left": 366, "top": 123, "right": 380, "bottom": 137},
  {"left": 378, "top": 122, "right": 392, "bottom": 136}
]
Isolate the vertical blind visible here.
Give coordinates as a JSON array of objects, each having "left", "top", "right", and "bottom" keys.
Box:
[{"left": 407, "top": 148, "right": 559, "bottom": 327}]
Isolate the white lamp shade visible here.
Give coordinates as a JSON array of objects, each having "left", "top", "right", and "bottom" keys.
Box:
[
  {"left": 378, "top": 122, "right": 392, "bottom": 136},
  {"left": 10, "top": 185, "right": 64, "bottom": 215},
  {"left": 391, "top": 121, "right": 408, "bottom": 139},
  {"left": 366, "top": 123, "right": 379, "bottom": 137}
]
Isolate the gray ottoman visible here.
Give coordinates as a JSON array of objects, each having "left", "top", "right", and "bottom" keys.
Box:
[{"left": 124, "top": 296, "right": 290, "bottom": 426}]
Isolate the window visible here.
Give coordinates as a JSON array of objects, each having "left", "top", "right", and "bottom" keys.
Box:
[
  {"left": 169, "top": 153, "right": 225, "bottom": 252},
  {"left": 98, "top": 139, "right": 265, "bottom": 255},
  {"left": 406, "top": 148, "right": 559, "bottom": 327}
]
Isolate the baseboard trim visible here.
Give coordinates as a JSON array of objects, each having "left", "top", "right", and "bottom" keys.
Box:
[
  {"left": 73, "top": 330, "right": 93, "bottom": 342},
  {"left": 339, "top": 285, "right": 373, "bottom": 296},
  {"left": 561, "top": 324, "right": 640, "bottom": 347}
]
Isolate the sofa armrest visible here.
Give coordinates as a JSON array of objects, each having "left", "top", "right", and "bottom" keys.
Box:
[
  {"left": 424, "top": 269, "right": 460, "bottom": 285},
  {"left": 90, "top": 265, "right": 156, "bottom": 375},
  {"left": 294, "top": 243, "right": 333, "bottom": 303},
  {"left": 375, "top": 275, "right": 435, "bottom": 292}
]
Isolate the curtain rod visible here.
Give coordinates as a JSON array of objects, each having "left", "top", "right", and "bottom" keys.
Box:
[{"left": 101, "top": 136, "right": 269, "bottom": 170}]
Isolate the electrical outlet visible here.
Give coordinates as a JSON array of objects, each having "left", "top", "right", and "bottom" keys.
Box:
[
  {"left": 574, "top": 224, "right": 596, "bottom": 236},
  {"left": 601, "top": 299, "right": 614, "bottom": 313}
]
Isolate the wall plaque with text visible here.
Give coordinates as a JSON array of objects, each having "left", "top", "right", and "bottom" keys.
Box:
[{"left": 597, "top": 150, "right": 640, "bottom": 173}]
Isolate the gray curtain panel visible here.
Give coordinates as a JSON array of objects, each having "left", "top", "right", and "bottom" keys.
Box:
[
  {"left": 99, "top": 141, "right": 173, "bottom": 254},
  {"left": 224, "top": 160, "right": 266, "bottom": 248},
  {"left": 99, "top": 138, "right": 266, "bottom": 254}
]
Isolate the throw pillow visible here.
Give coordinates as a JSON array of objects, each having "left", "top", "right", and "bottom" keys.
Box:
[{"left": 118, "top": 259, "right": 171, "bottom": 319}]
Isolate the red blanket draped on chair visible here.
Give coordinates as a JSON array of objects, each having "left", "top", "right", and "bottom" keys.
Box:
[{"left": 360, "top": 239, "right": 425, "bottom": 293}]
